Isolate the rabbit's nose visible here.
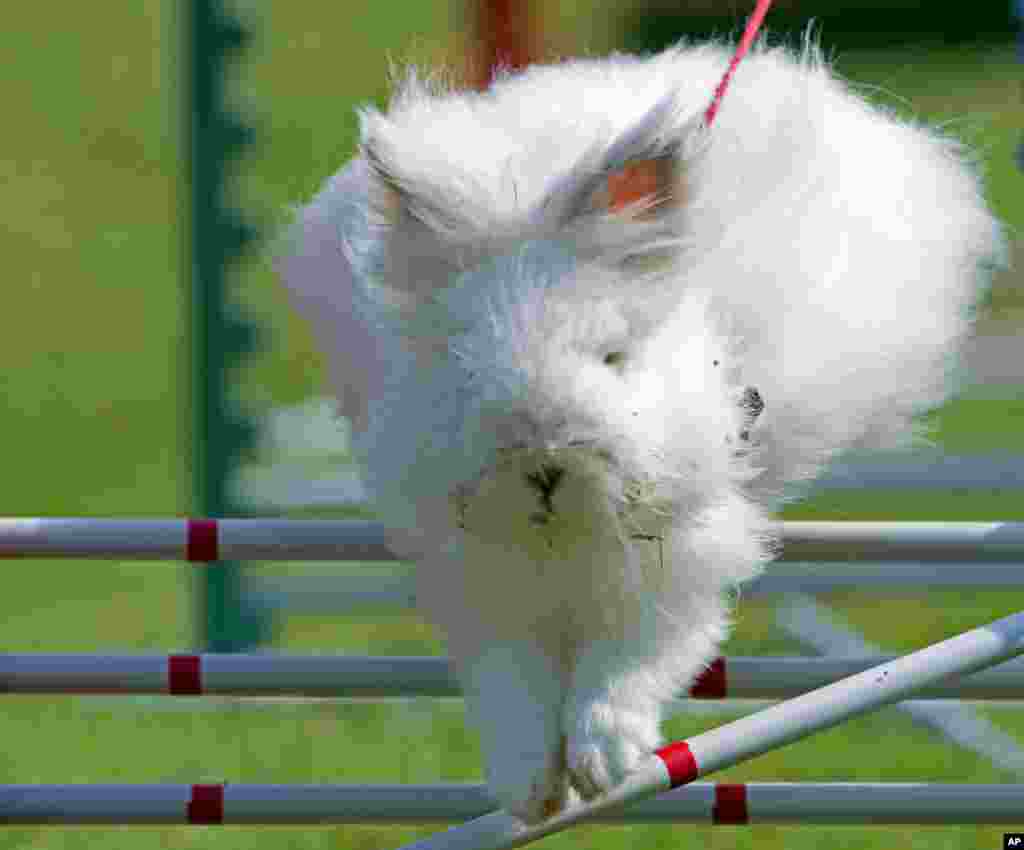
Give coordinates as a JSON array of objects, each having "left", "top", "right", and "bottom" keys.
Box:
[{"left": 524, "top": 464, "right": 566, "bottom": 511}]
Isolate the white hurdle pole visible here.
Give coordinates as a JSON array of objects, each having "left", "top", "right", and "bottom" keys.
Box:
[
  {"left": 1, "top": 518, "right": 1022, "bottom": 562},
  {"left": 398, "top": 605, "right": 1024, "bottom": 850},
  {"left": 2, "top": 782, "right": 1022, "bottom": 825},
  {"left": 7, "top": 653, "right": 1024, "bottom": 700},
  {"left": 0, "top": 518, "right": 396, "bottom": 562}
]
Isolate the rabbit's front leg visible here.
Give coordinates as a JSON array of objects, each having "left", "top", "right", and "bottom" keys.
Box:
[
  {"left": 461, "top": 643, "right": 573, "bottom": 823},
  {"left": 563, "top": 640, "right": 663, "bottom": 800}
]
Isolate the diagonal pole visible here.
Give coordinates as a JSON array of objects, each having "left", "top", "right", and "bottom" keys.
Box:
[
  {"left": 776, "top": 593, "right": 1024, "bottom": 775},
  {"left": 396, "top": 605, "right": 1024, "bottom": 849}
]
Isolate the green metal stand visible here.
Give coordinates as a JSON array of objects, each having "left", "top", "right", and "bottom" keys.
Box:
[{"left": 184, "top": 0, "right": 270, "bottom": 651}]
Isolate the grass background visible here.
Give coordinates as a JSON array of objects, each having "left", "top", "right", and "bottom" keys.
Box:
[{"left": 1, "top": 1, "right": 1022, "bottom": 847}]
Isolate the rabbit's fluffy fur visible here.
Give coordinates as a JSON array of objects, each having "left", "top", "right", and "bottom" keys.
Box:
[{"left": 277, "top": 37, "right": 1004, "bottom": 822}]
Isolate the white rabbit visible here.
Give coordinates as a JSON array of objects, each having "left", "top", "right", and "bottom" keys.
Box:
[{"left": 276, "top": 36, "right": 1004, "bottom": 823}]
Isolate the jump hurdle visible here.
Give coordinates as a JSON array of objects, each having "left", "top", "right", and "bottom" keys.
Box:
[
  {"left": 6, "top": 519, "right": 1024, "bottom": 843},
  {"left": 399, "top": 606, "right": 1024, "bottom": 849},
  {"left": 3, "top": 782, "right": 1022, "bottom": 825},
  {"left": 7, "top": 652, "right": 1024, "bottom": 700},
  {"left": 2, "top": 517, "right": 1023, "bottom": 562}
]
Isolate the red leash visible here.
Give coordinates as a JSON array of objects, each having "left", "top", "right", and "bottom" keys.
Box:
[{"left": 704, "top": 0, "right": 775, "bottom": 127}]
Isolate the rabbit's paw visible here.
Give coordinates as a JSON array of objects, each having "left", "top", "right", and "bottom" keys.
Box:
[
  {"left": 464, "top": 644, "right": 570, "bottom": 823},
  {"left": 566, "top": 702, "right": 660, "bottom": 800},
  {"left": 489, "top": 735, "right": 571, "bottom": 824}
]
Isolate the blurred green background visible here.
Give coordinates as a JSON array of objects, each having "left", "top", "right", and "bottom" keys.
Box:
[{"left": 1, "top": 1, "right": 1022, "bottom": 847}]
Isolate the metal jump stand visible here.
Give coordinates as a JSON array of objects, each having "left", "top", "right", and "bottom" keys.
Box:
[{"left": 184, "top": 0, "right": 268, "bottom": 651}]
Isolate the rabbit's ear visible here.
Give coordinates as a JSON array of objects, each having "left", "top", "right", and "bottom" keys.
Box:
[
  {"left": 589, "top": 154, "right": 682, "bottom": 220},
  {"left": 547, "top": 94, "right": 706, "bottom": 227},
  {"left": 360, "top": 116, "right": 489, "bottom": 240}
]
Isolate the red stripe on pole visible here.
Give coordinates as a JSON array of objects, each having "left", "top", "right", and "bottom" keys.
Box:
[
  {"left": 689, "top": 657, "right": 727, "bottom": 698},
  {"left": 168, "top": 655, "right": 202, "bottom": 695},
  {"left": 712, "top": 783, "right": 749, "bottom": 824},
  {"left": 186, "top": 519, "right": 218, "bottom": 562},
  {"left": 654, "top": 740, "right": 699, "bottom": 788},
  {"left": 187, "top": 784, "right": 224, "bottom": 824}
]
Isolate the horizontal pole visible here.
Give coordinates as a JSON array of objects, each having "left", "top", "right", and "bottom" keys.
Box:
[
  {"left": 778, "top": 521, "right": 1024, "bottom": 563},
  {"left": 746, "top": 561, "right": 1024, "bottom": 591},
  {"left": 6, "top": 653, "right": 1024, "bottom": 700},
  {"left": 400, "top": 605, "right": 1024, "bottom": 849},
  {"left": 809, "top": 449, "right": 1024, "bottom": 490},
  {"left": 1, "top": 782, "right": 1021, "bottom": 825},
  {"left": 1, "top": 518, "right": 1022, "bottom": 562},
  {"left": 0, "top": 518, "right": 395, "bottom": 562},
  {"left": 244, "top": 562, "right": 1024, "bottom": 621}
]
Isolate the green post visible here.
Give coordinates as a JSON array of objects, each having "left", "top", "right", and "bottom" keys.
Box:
[{"left": 184, "top": 0, "right": 270, "bottom": 651}]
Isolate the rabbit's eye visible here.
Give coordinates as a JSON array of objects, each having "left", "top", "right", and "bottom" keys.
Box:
[{"left": 603, "top": 351, "right": 627, "bottom": 367}]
